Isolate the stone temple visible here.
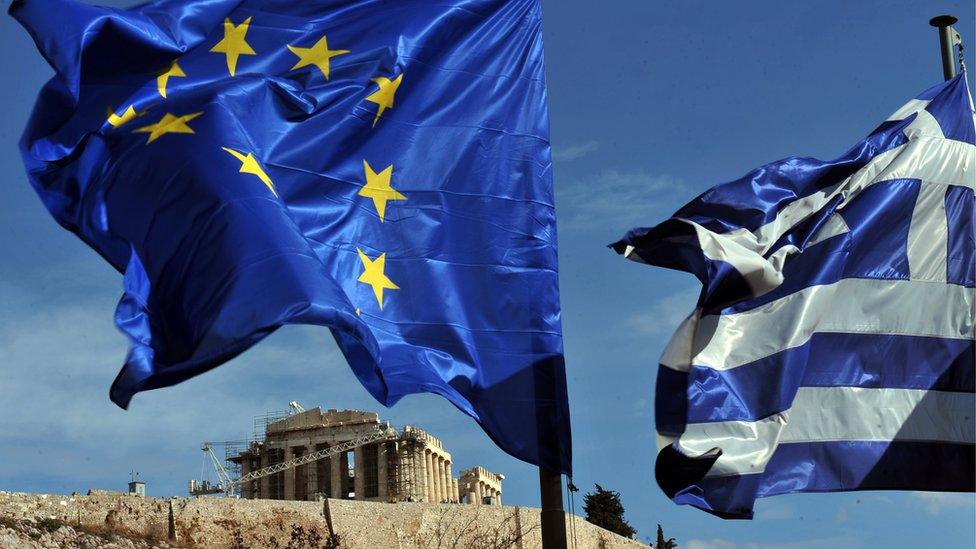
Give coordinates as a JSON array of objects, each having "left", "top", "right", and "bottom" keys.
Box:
[{"left": 229, "top": 408, "right": 503, "bottom": 505}]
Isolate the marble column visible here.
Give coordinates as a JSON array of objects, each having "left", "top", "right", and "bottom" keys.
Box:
[
  {"left": 377, "top": 443, "right": 389, "bottom": 500},
  {"left": 444, "top": 461, "right": 452, "bottom": 501},
  {"left": 353, "top": 446, "right": 365, "bottom": 499},
  {"left": 305, "top": 444, "right": 317, "bottom": 499},
  {"left": 424, "top": 451, "right": 435, "bottom": 503},
  {"left": 429, "top": 455, "right": 438, "bottom": 503},
  {"left": 442, "top": 461, "right": 452, "bottom": 502},
  {"left": 475, "top": 481, "right": 484, "bottom": 504},
  {"left": 440, "top": 460, "right": 449, "bottom": 502},
  {"left": 452, "top": 478, "right": 460, "bottom": 502},
  {"left": 433, "top": 457, "right": 444, "bottom": 503},
  {"left": 407, "top": 446, "right": 420, "bottom": 501},
  {"left": 495, "top": 489, "right": 502, "bottom": 506},
  {"left": 259, "top": 448, "right": 270, "bottom": 499},
  {"left": 400, "top": 444, "right": 412, "bottom": 500},
  {"left": 415, "top": 448, "right": 426, "bottom": 501},
  {"left": 282, "top": 446, "right": 295, "bottom": 500},
  {"left": 330, "top": 451, "right": 343, "bottom": 499}
]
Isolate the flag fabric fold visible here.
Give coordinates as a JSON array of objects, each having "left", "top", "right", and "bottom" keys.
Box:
[
  {"left": 613, "top": 74, "right": 975, "bottom": 518},
  {"left": 12, "top": 0, "right": 571, "bottom": 474}
]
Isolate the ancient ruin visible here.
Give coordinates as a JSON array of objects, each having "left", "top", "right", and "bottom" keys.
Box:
[
  {"left": 221, "top": 407, "right": 503, "bottom": 505},
  {"left": 459, "top": 466, "right": 504, "bottom": 506}
]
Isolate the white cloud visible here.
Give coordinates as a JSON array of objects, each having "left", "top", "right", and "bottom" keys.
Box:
[
  {"left": 555, "top": 169, "right": 687, "bottom": 234},
  {"left": 0, "top": 280, "right": 355, "bottom": 493},
  {"left": 686, "top": 536, "right": 865, "bottom": 549},
  {"left": 629, "top": 289, "right": 698, "bottom": 336},
  {"left": 912, "top": 492, "right": 976, "bottom": 515},
  {"left": 686, "top": 539, "right": 738, "bottom": 549},
  {"left": 552, "top": 140, "right": 600, "bottom": 162},
  {"left": 743, "top": 538, "right": 862, "bottom": 549},
  {"left": 0, "top": 276, "right": 531, "bottom": 501},
  {"left": 756, "top": 501, "right": 797, "bottom": 521},
  {"left": 835, "top": 506, "right": 848, "bottom": 523}
]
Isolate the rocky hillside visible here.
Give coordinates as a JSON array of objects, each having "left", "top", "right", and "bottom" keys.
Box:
[
  {"left": 0, "top": 491, "right": 648, "bottom": 549},
  {"left": 0, "top": 514, "right": 177, "bottom": 549}
]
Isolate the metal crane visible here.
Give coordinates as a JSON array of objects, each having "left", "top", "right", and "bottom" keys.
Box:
[{"left": 191, "top": 424, "right": 396, "bottom": 497}]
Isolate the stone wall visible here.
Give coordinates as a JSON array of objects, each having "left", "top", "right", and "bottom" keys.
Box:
[{"left": 0, "top": 491, "right": 649, "bottom": 549}]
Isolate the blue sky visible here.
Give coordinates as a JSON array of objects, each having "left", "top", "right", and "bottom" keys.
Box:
[{"left": 1, "top": 0, "right": 974, "bottom": 547}]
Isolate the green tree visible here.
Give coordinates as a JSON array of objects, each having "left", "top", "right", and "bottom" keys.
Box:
[
  {"left": 582, "top": 484, "right": 637, "bottom": 539},
  {"left": 655, "top": 524, "right": 677, "bottom": 549}
]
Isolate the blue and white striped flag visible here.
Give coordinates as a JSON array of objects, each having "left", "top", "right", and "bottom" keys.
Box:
[{"left": 612, "top": 74, "right": 975, "bottom": 519}]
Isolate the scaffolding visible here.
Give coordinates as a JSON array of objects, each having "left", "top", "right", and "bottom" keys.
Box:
[
  {"left": 221, "top": 440, "right": 250, "bottom": 480},
  {"left": 252, "top": 409, "right": 290, "bottom": 440},
  {"left": 188, "top": 406, "right": 289, "bottom": 498},
  {"left": 388, "top": 427, "right": 427, "bottom": 502},
  {"left": 191, "top": 407, "right": 465, "bottom": 503}
]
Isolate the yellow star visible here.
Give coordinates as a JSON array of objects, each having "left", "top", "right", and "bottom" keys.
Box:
[
  {"left": 221, "top": 147, "right": 277, "bottom": 196},
  {"left": 365, "top": 74, "right": 403, "bottom": 127},
  {"left": 358, "top": 160, "right": 406, "bottom": 222},
  {"left": 356, "top": 249, "right": 399, "bottom": 309},
  {"left": 210, "top": 17, "right": 256, "bottom": 76},
  {"left": 106, "top": 105, "right": 143, "bottom": 128},
  {"left": 287, "top": 35, "right": 349, "bottom": 80},
  {"left": 133, "top": 112, "right": 203, "bottom": 143},
  {"left": 156, "top": 61, "right": 186, "bottom": 99}
]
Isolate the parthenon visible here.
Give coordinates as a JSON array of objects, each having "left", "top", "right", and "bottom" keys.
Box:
[
  {"left": 460, "top": 466, "right": 504, "bottom": 506},
  {"left": 228, "top": 408, "right": 503, "bottom": 505}
]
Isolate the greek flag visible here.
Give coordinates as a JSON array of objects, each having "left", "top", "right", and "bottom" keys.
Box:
[{"left": 612, "top": 75, "right": 975, "bottom": 518}]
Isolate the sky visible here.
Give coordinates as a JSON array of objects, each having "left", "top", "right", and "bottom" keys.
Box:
[{"left": 0, "top": 0, "right": 974, "bottom": 547}]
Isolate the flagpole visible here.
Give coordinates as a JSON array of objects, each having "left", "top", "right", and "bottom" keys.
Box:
[
  {"left": 929, "top": 15, "right": 959, "bottom": 80},
  {"left": 539, "top": 466, "right": 568, "bottom": 549}
]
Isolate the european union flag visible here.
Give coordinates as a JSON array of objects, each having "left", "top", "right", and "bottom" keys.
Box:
[{"left": 12, "top": 0, "right": 571, "bottom": 474}]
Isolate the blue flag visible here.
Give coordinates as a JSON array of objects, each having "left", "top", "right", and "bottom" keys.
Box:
[
  {"left": 12, "top": 0, "right": 571, "bottom": 474},
  {"left": 613, "top": 75, "right": 975, "bottom": 518}
]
